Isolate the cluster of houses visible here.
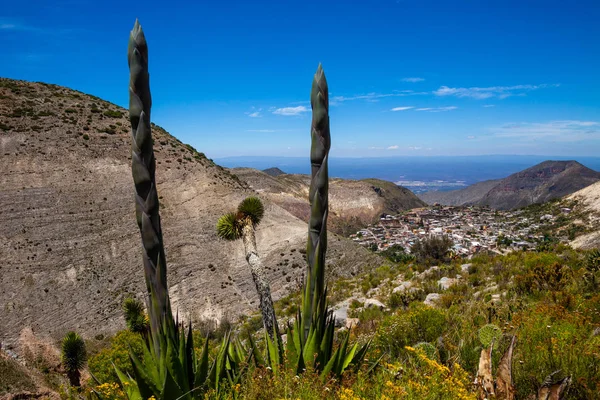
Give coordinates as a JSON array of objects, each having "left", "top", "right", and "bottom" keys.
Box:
[{"left": 350, "top": 205, "right": 549, "bottom": 257}]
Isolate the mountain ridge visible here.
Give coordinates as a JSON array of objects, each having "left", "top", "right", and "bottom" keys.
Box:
[
  {"left": 231, "top": 168, "right": 426, "bottom": 235},
  {"left": 419, "top": 160, "right": 600, "bottom": 210}
]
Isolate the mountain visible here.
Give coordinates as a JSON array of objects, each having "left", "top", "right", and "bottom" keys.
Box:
[
  {"left": 419, "top": 179, "right": 501, "bottom": 206},
  {"left": 262, "top": 167, "right": 286, "bottom": 177},
  {"left": 567, "top": 181, "right": 600, "bottom": 249},
  {"left": 231, "top": 168, "right": 426, "bottom": 235},
  {"left": 0, "top": 78, "right": 383, "bottom": 347},
  {"left": 419, "top": 161, "right": 600, "bottom": 210}
]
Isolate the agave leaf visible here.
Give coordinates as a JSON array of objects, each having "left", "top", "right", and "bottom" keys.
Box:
[
  {"left": 247, "top": 334, "right": 265, "bottom": 367},
  {"left": 319, "top": 347, "right": 339, "bottom": 380},
  {"left": 285, "top": 325, "right": 299, "bottom": 371},
  {"left": 114, "top": 363, "right": 143, "bottom": 400},
  {"left": 265, "top": 331, "right": 279, "bottom": 375},
  {"left": 342, "top": 342, "right": 358, "bottom": 371},
  {"left": 161, "top": 369, "right": 185, "bottom": 400},
  {"left": 185, "top": 323, "right": 195, "bottom": 390},
  {"left": 303, "top": 326, "right": 319, "bottom": 368},
  {"left": 194, "top": 338, "right": 210, "bottom": 388},
  {"left": 165, "top": 336, "right": 188, "bottom": 394},
  {"left": 129, "top": 352, "right": 159, "bottom": 399}
]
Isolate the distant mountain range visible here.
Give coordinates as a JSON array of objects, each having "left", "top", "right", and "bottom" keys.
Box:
[
  {"left": 231, "top": 168, "right": 426, "bottom": 235},
  {"left": 419, "top": 160, "right": 600, "bottom": 210}
]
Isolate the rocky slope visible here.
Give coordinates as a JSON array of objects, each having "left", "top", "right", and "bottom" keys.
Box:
[
  {"left": 567, "top": 181, "right": 600, "bottom": 249},
  {"left": 419, "top": 179, "right": 500, "bottom": 206},
  {"left": 419, "top": 161, "right": 600, "bottom": 210},
  {"left": 231, "top": 168, "right": 426, "bottom": 235},
  {"left": 0, "top": 78, "right": 383, "bottom": 349}
]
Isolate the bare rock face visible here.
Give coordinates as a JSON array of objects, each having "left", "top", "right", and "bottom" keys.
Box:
[
  {"left": 231, "top": 168, "right": 425, "bottom": 235},
  {"left": 0, "top": 79, "right": 383, "bottom": 347}
]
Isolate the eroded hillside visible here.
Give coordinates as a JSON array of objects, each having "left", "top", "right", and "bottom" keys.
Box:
[
  {"left": 232, "top": 168, "right": 425, "bottom": 235},
  {"left": 0, "top": 78, "right": 383, "bottom": 348}
]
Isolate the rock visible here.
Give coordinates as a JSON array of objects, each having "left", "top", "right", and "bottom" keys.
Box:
[
  {"left": 392, "top": 281, "right": 413, "bottom": 293},
  {"left": 438, "top": 277, "right": 458, "bottom": 290},
  {"left": 364, "top": 298, "right": 386, "bottom": 309},
  {"left": 332, "top": 305, "right": 349, "bottom": 327},
  {"left": 424, "top": 293, "right": 441, "bottom": 306},
  {"left": 460, "top": 263, "right": 472, "bottom": 273},
  {"left": 345, "top": 318, "right": 360, "bottom": 330}
]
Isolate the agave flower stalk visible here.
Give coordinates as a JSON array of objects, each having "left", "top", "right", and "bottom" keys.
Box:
[
  {"left": 301, "top": 63, "right": 330, "bottom": 341},
  {"left": 128, "top": 19, "right": 174, "bottom": 355}
]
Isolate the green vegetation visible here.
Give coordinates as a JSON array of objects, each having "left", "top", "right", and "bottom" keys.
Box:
[
  {"left": 122, "top": 297, "right": 149, "bottom": 334},
  {"left": 410, "top": 235, "right": 453, "bottom": 265},
  {"left": 61, "top": 331, "right": 87, "bottom": 387}
]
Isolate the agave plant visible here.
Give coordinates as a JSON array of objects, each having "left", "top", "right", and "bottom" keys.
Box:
[
  {"left": 216, "top": 196, "right": 280, "bottom": 344},
  {"left": 111, "top": 20, "right": 252, "bottom": 399},
  {"left": 61, "top": 331, "right": 87, "bottom": 387},
  {"left": 276, "top": 64, "right": 370, "bottom": 379}
]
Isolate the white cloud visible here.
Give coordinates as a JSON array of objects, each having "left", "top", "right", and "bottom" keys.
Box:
[
  {"left": 387, "top": 145, "right": 399, "bottom": 150},
  {"left": 492, "top": 120, "right": 600, "bottom": 142},
  {"left": 415, "top": 106, "right": 458, "bottom": 112},
  {"left": 391, "top": 106, "right": 414, "bottom": 111},
  {"left": 402, "top": 77, "right": 425, "bottom": 83},
  {"left": 246, "top": 129, "right": 275, "bottom": 133},
  {"left": 0, "top": 23, "right": 17, "bottom": 30},
  {"left": 332, "top": 90, "right": 426, "bottom": 104},
  {"left": 467, "top": 135, "right": 476, "bottom": 139},
  {"left": 408, "top": 146, "right": 423, "bottom": 151},
  {"left": 272, "top": 106, "right": 309, "bottom": 116},
  {"left": 368, "top": 146, "right": 384, "bottom": 150},
  {"left": 483, "top": 104, "right": 495, "bottom": 108},
  {"left": 434, "top": 84, "right": 559, "bottom": 100}
]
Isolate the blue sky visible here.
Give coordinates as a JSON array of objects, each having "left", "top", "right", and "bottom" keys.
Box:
[{"left": 2, "top": 0, "right": 600, "bottom": 158}]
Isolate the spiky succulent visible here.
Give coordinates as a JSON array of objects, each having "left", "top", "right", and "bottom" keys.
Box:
[
  {"left": 586, "top": 249, "right": 600, "bottom": 272},
  {"left": 217, "top": 197, "right": 264, "bottom": 241},
  {"left": 61, "top": 331, "right": 87, "bottom": 374},
  {"left": 237, "top": 196, "right": 264, "bottom": 226},
  {"left": 123, "top": 297, "right": 149, "bottom": 333},
  {"left": 479, "top": 324, "right": 502, "bottom": 348},
  {"left": 414, "top": 342, "right": 438, "bottom": 360},
  {"left": 216, "top": 212, "right": 243, "bottom": 241}
]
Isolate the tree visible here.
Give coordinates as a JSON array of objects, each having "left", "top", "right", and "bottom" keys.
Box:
[
  {"left": 61, "top": 331, "right": 87, "bottom": 387},
  {"left": 216, "top": 196, "right": 279, "bottom": 339},
  {"left": 410, "top": 235, "right": 452, "bottom": 265}
]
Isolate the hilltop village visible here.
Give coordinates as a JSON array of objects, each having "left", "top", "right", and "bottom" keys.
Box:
[{"left": 349, "top": 205, "right": 566, "bottom": 256}]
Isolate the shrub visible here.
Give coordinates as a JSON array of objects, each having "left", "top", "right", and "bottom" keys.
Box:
[
  {"left": 410, "top": 235, "right": 452, "bottom": 265},
  {"left": 375, "top": 304, "right": 447, "bottom": 357},
  {"left": 103, "top": 110, "right": 123, "bottom": 118},
  {"left": 88, "top": 330, "right": 145, "bottom": 384}
]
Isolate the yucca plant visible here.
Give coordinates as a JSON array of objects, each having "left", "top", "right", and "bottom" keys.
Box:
[
  {"left": 216, "top": 197, "right": 280, "bottom": 343},
  {"left": 123, "top": 296, "right": 150, "bottom": 334},
  {"left": 61, "top": 331, "right": 87, "bottom": 387},
  {"left": 277, "top": 64, "right": 369, "bottom": 379}
]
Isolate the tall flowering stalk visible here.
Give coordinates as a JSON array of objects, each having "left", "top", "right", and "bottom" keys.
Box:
[
  {"left": 278, "top": 65, "right": 369, "bottom": 379},
  {"left": 128, "top": 18, "right": 173, "bottom": 359},
  {"left": 108, "top": 20, "right": 249, "bottom": 400},
  {"left": 301, "top": 63, "right": 330, "bottom": 340}
]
